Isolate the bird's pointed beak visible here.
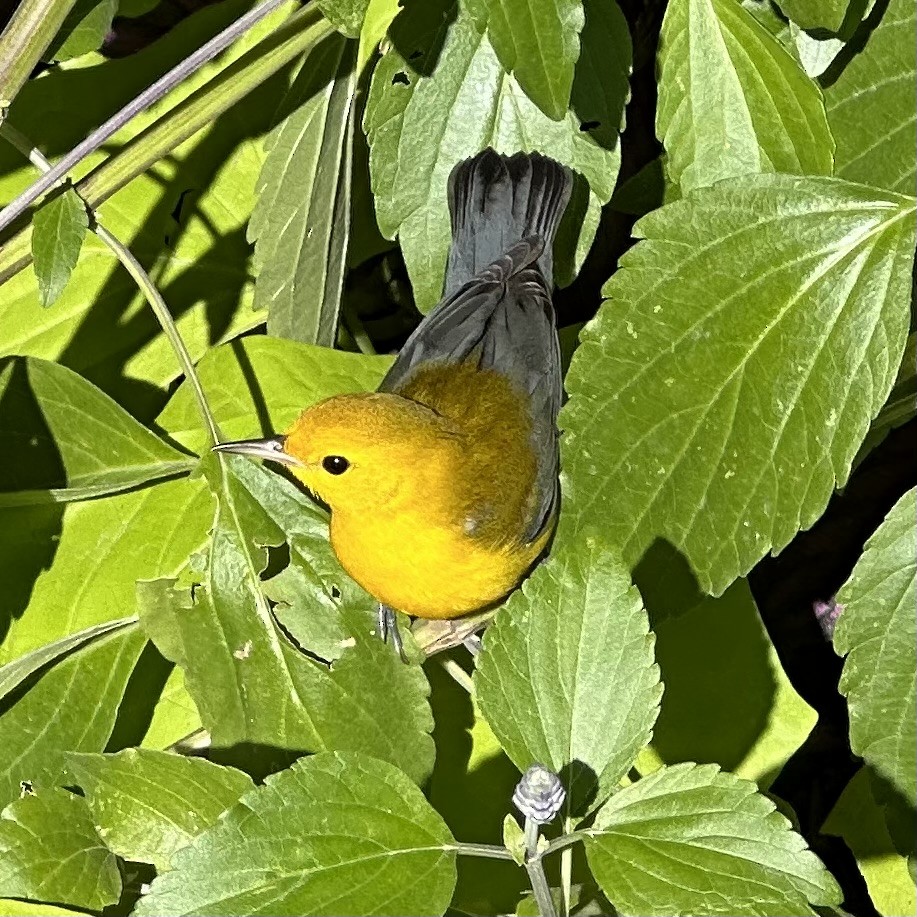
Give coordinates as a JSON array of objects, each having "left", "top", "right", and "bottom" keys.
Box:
[{"left": 211, "top": 435, "right": 303, "bottom": 467}]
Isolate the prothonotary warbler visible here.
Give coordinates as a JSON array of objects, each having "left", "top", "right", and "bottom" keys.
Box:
[{"left": 214, "top": 149, "right": 573, "bottom": 657}]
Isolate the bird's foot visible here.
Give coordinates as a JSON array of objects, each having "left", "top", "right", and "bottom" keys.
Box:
[{"left": 377, "top": 603, "right": 408, "bottom": 663}]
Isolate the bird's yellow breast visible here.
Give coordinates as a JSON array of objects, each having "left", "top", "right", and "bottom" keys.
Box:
[{"left": 330, "top": 508, "right": 551, "bottom": 619}]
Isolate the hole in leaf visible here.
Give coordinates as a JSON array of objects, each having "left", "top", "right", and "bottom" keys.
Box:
[
  {"left": 391, "top": 71, "right": 410, "bottom": 86},
  {"left": 170, "top": 188, "right": 193, "bottom": 225},
  {"left": 261, "top": 542, "right": 290, "bottom": 581},
  {"left": 579, "top": 120, "right": 601, "bottom": 131},
  {"left": 330, "top": 584, "right": 341, "bottom": 599}
]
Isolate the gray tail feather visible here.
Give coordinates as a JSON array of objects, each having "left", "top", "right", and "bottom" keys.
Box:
[{"left": 444, "top": 149, "right": 572, "bottom": 297}]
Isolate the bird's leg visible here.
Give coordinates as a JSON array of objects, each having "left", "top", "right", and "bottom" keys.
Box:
[
  {"left": 377, "top": 603, "right": 408, "bottom": 663},
  {"left": 463, "top": 633, "right": 483, "bottom": 657}
]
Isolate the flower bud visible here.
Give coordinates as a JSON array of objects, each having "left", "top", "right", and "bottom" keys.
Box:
[{"left": 512, "top": 763, "right": 565, "bottom": 824}]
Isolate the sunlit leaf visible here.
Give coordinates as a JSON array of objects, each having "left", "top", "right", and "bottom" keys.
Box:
[
  {"left": 823, "top": 0, "right": 916, "bottom": 195},
  {"left": 0, "top": 618, "right": 135, "bottom": 705},
  {"left": 584, "top": 763, "right": 842, "bottom": 915},
  {"left": 466, "top": 0, "right": 585, "bottom": 120},
  {"left": 0, "top": 625, "right": 145, "bottom": 808},
  {"left": 0, "top": 477, "right": 211, "bottom": 664},
  {"left": 561, "top": 175, "right": 915, "bottom": 594},
  {"left": 823, "top": 768, "right": 917, "bottom": 917},
  {"left": 633, "top": 580, "right": 817, "bottom": 788},
  {"left": 67, "top": 749, "right": 254, "bottom": 871},
  {"left": 657, "top": 0, "right": 833, "bottom": 192},
  {"left": 157, "top": 336, "right": 390, "bottom": 454},
  {"left": 834, "top": 487, "right": 916, "bottom": 805},
  {"left": 775, "top": 0, "right": 849, "bottom": 33},
  {"left": 0, "top": 788, "right": 120, "bottom": 911},
  {"left": 134, "top": 753, "right": 457, "bottom": 916},
  {"left": 45, "top": 0, "right": 118, "bottom": 62},
  {"left": 0, "top": 0, "right": 291, "bottom": 404},
  {"left": 317, "top": 0, "right": 370, "bottom": 36},
  {"left": 249, "top": 35, "right": 357, "bottom": 345},
  {"left": 138, "top": 455, "right": 435, "bottom": 783},
  {"left": 364, "top": 0, "right": 630, "bottom": 310},
  {"left": 475, "top": 531, "right": 661, "bottom": 816},
  {"left": 0, "top": 357, "right": 192, "bottom": 507},
  {"left": 30, "top": 188, "right": 88, "bottom": 308}
]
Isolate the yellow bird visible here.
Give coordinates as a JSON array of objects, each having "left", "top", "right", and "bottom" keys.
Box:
[{"left": 215, "top": 149, "right": 572, "bottom": 656}]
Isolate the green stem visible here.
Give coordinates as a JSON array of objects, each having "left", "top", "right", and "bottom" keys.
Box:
[
  {"left": 451, "top": 842, "right": 514, "bottom": 861},
  {"left": 342, "top": 303, "right": 377, "bottom": 355},
  {"left": 0, "top": 0, "right": 80, "bottom": 109},
  {"left": 542, "top": 832, "right": 585, "bottom": 858},
  {"left": 0, "top": 124, "right": 219, "bottom": 447},
  {"left": 0, "top": 0, "right": 297, "bottom": 234},
  {"left": 93, "top": 221, "right": 219, "bottom": 446},
  {"left": 560, "top": 825, "right": 573, "bottom": 917},
  {"left": 438, "top": 656, "right": 474, "bottom": 694},
  {"left": 524, "top": 816, "right": 557, "bottom": 917}
]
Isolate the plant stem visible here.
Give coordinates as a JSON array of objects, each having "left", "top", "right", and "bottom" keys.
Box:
[
  {"left": 93, "top": 221, "right": 219, "bottom": 446},
  {"left": 0, "top": 124, "right": 219, "bottom": 447},
  {"left": 342, "top": 307, "right": 377, "bottom": 355},
  {"left": 438, "top": 656, "right": 474, "bottom": 694},
  {"left": 524, "top": 816, "right": 557, "bottom": 917},
  {"left": 451, "top": 842, "right": 514, "bottom": 861},
  {"left": 0, "top": 5, "right": 329, "bottom": 286},
  {"left": 0, "top": 0, "right": 80, "bottom": 108},
  {"left": 560, "top": 830, "right": 573, "bottom": 917},
  {"left": 542, "top": 832, "right": 585, "bottom": 858},
  {"left": 0, "top": 0, "right": 293, "bottom": 235}
]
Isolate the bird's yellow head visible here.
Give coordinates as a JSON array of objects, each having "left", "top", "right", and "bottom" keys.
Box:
[{"left": 213, "top": 392, "right": 462, "bottom": 516}]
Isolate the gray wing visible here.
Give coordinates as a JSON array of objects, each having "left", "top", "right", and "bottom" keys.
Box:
[{"left": 379, "top": 237, "right": 561, "bottom": 543}]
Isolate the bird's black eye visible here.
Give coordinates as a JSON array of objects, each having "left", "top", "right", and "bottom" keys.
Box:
[{"left": 322, "top": 455, "right": 350, "bottom": 475}]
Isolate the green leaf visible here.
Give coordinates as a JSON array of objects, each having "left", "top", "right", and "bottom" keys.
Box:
[
  {"left": 66, "top": 749, "right": 254, "bottom": 872},
  {"left": 474, "top": 531, "right": 661, "bottom": 817},
  {"left": 364, "top": 0, "right": 630, "bottom": 310},
  {"left": 561, "top": 175, "right": 916, "bottom": 595},
  {"left": 824, "top": 0, "right": 916, "bottom": 195},
  {"left": 584, "top": 763, "right": 842, "bottom": 916},
  {"left": 157, "top": 335, "right": 391, "bottom": 454},
  {"left": 502, "top": 814, "right": 526, "bottom": 865},
  {"left": 134, "top": 752, "right": 457, "bottom": 916},
  {"left": 0, "top": 625, "right": 145, "bottom": 808},
  {"left": 834, "top": 487, "right": 916, "bottom": 805},
  {"left": 0, "top": 900, "right": 84, "bottom": 916},
  {"left": 657, "top": 0, "right": 833, "bottom": 193},
  {"left": 793, "top": 26, "right": 844, "bottom": 78},
  {"left": 30, "top": 187, "right": 88, "bottom": 308},
  {"left": 139, "top": 665, "right": 202, "bottom": 750},
  {"left": 317, "top": 0, "right": 370, "bottom": 37},
  {"left": 775, "top": 0, "right": 849, "bottom": 33},
  {"left": 0, "top": 358, "right": 193, "bottom": 507},
  {"left": 249, "top": 35, "right": 357, "bottom": 345},
  {"left": 118, "top": 0, "right": 160, "bottom": 16},
  {"left": 0, "top": 618, "right": 135, "bottom": 705},
  {"left": 357, "top": 0, "right": 400, "bottom": 70},
  {"left": 466, "top": 0, "right": 585, "bottom": 121},
  {"left": 46, "top": 0, "right": 118, "bottom": 62},
  {"left": 858, "top": 331, "right": 917, "bottom": 459},
  {"left": 0, "top": 475, "right": 212, "bottom": 664},
  {"left": 138, "top": 455, "right": 435, "bottom": 783},
  {"left": 633, "top": 580, "right": 817, "bottom": 788},
  {"left": 0, "top": 788, "right": 121, "bottom": 911},
  {"left": 823, "top": 768, "right": 917, "bottom": 917}
]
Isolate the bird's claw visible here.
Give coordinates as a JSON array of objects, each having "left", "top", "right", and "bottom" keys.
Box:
[{"left": 377, "top": 603, "right": 409, "bottom": 663}]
